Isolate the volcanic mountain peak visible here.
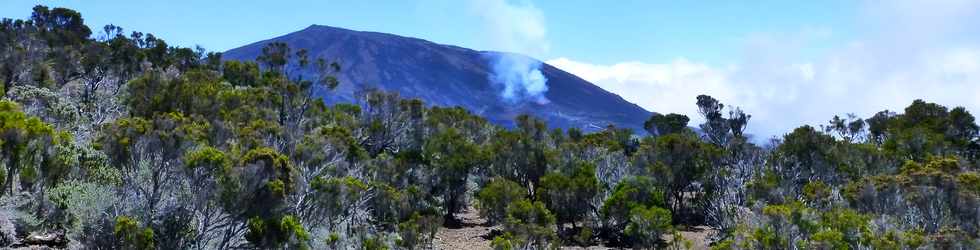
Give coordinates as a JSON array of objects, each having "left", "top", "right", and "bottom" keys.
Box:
[{"left": 223, "top": 24, "right": 651, "bottom": 131}]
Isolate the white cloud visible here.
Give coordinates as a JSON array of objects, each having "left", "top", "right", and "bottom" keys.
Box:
[
  {"left": 548, "top": 26, "right": 980, "bottom": 140},
  {"left": 546, "top": 57, "right": 736, "bottom": 126},
  {"left": 546, "top": 0, "right": 980, "bottom": 140}
]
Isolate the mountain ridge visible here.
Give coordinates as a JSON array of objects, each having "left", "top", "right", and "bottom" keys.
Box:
[{"left": 223, "top": 24, "right": 652, "bottom": 131}]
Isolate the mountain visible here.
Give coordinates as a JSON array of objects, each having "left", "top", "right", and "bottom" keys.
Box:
[{"left": 223, "top": 25, "right": 651, "bottom": 132}]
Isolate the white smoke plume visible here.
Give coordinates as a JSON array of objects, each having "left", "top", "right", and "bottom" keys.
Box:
[{"left": 469, "top": 0, "right": 550, "bottom": 104}]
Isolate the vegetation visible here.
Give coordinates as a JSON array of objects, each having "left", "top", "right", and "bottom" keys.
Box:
[{"left": 0, "top": 5, "right": 977, "bottom": 249}]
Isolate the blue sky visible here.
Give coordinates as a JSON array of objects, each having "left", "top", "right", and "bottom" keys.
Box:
[
  {"left": 1, "top": 0, "right": 854, "bottom": 64},
  {"left": 2, "top": 0, "right": 978, "bottom": 139}
]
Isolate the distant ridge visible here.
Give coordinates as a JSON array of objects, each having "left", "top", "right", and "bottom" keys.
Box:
[{"left": 224, "top": 25, "right": 652, "bottom": 131}]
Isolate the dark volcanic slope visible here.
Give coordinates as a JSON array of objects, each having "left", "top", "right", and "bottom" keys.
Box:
[{"left": 223, "top": 25, "right": 651, "bottom": 131}]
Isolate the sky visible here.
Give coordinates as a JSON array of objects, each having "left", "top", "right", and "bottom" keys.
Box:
[{"left": 2, "top": 0, "right": 979, "bottom": 139}]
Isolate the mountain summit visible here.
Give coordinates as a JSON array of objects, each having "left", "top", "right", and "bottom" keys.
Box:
[{"left": 223, "top": 25, "right": 651, "bottom": 131}]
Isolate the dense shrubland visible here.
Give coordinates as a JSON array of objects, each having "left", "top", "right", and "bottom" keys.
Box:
[{"left": 0, "top": 6, "right": 978, "bottom": 249}]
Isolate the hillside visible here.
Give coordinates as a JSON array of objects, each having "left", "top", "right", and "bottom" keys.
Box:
[{"left": 223, "top": 25, "right": 651, "bottom": 131}]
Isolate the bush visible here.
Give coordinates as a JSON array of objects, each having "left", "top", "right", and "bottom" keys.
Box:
[
  {"left": 537, "top": 161, "right": 600, "bottom": 229},
  {"left": 624, "top": 206, "right": 672, "bottom": 249},
  {"left": 490, "top": 232, "right": 518, "bottom": 250},
  {"left": 245, "top": 215, "right": 309, "bottom": 249},
  {"left": 361, "top": 234, "right": 389, "bottom": 250},
  {"left": 476, "top": 178, "right": 526, "bottom": 224},
  {"left": 397, "top": 212, "right": 441, "bottom": 250},
  {"left": 114, "top": 216, "right": 155, "bottom": 250},
  {"left": 809, "top": 229, "right": 847, "bottom": 250},
  {"left": 498, "top": 199, "right": 557, "bottom": 249},
  {"left": 601, "top": 176, "right": 667, "bottom": 232},
  {"left": 573, "top": 226, "right": 595, "bottom": 246}
]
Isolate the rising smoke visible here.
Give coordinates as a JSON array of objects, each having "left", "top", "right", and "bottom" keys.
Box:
[
  {"left": 470, "top": 0, "right": 550, "bottom": 104},
  {"left": 485, "top": 52, "right": 549, "bottom": 103}
]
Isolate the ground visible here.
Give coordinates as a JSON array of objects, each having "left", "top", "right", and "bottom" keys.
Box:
[
  {"left": 432, "top": 208, "right": 494, "bottom": 250},
  {"left": 662, "top": 225, "right": 719, "bottom": 250},
  {"left": 431, "top": 208, "right": 718, "bottom": 250}
]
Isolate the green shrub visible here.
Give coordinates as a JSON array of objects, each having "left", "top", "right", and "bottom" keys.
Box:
[
  {"left": 601, "top": 176, "right": 666, "bottom": 231},
  {"left": 573, "top": 226, "right": 594, "bottom": 246},
  {"left": 491, "top": 232, "right": 517, "bottom": 250},
  {"left": 537, "top": 161, "right": 600, "bottom": 227},
  {"left": 476, "top": 178, "right": 526, "bottom": 224},
  {"left": 114, "top": 216, "right": 155, "bottom": 250},
  {"left": 802, "top": 180, "right": 830, "bottom": 204},
  {"left": 245, "top": 215, "right": 309, "bottom": 249},
  {"left": 752, "top": 225, "right": 786, "bottom": 250},
  {"left": 361, "top": 234, "right": 389, "bottom": 250},
  {"left": 810, "top": 229, "right": 847, "bottom": 250},
  {"left": 624, "top": 206, "right": 672, "bottom": 249},
  {"left": 499, "top": 199, "right": 557, "bottom": 249},
  {"left": 397, "top": 212, "right": 441, "bottom": 250}
]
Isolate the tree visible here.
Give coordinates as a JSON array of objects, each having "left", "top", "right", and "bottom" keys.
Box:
[
  {"left": 537, "top": 161, "right": 600, "bottom": 232},
  {"left": 492, "top": 199, "right": 558, "bottom": 249},
  {"left": 114, "top": 216, "right": 156, "bottom": 250},
  {"left": 476, "top": 178, "right": 526, "bottom": 225},
  {"left": 223, "top": 60, "right": 261, "bottom": 87},
  {"left": 696, "top": 95, "right": 729, "bottom": 145},
  {"left": 79, "top": 42, "right": 109, "bottom": 105},
  {"left": 824, "top": 113, "right": 865, "bottom": 142},
  {"left": 257, "top": 42, "right": 290, "bottom": 74},
  {"left": 727, "top": 107, "right": 751, "bottom": 139},
  {"left": 30, "top": 5, "right": 92, "bottom": 47},
  {"left": 633, "top": 132, "right": 721, "bottom": 223},
  {"left": 396, "top": 212, "right": 441, "bottom": 250},
  {"left": 488, "top": 115, "right": 555, "bottom": 198},
  {"left": 948, "top": 107, "right": 979, "bottom": 157},
  {"left": 601, "top": 177, "right": 667, "bottom": 231},
  {"left": 423, "top": 128, "right": 483, "bottom": 225},
  {"left": 867, "top": 110, "right": 895, "bottom": 145},
  {"left": 644, "top": 113, "right": 689, "bottom": 136},
  {"left": 696, "top": 95, "right": 751, "bottom": 146},
  {"left": 624, "top": 205, "right": 672, "bottom": 249},
  {"left": 356, "top": 90, "right": 418, "bottom": 156},
  {"left": 771, "top": 125, "right": 840, "bottom": 195},
  {"left": 0, "top": 100, "right": 65, "bottom": 196}
]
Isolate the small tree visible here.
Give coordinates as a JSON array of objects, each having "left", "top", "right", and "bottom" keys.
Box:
[
  {"left": 0, "top": 100, "right": 66, "bottom": 196},
  {"left": 601, "top": 176, "right": 667, "bottom": 233},
  {"left": 634, "top": 132, "right": 721, "bottom": 223},
  {"left": 488, "top": 115, "right": 556, "bottom": 197},
  {"left": 644, "top": 113, "right": 690, "bottom": 136},
  {"left": 476, "top": 178, "right": 526, "bottom": 225},
  {"left": 537, "top": 161, "right": 600, "bottom": 232},
  {"left": 397, "top": 212, "right": 442, "bottom": 250},
  {"left": 114, "top": 216, "right": 156, "bottom": 250},
  {"left": 625, "top": 206, "right": 672, "bottom": 249},
  {"left": 493, "top": 199, "right": 558, "bottom": 249},
  {"left": 423, "top": 128, "right": 483, "bottom": 225}
]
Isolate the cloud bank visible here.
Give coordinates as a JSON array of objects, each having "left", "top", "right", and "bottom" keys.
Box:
[{"left": 548, "top": 0, "right": 980, "bottom": 140}]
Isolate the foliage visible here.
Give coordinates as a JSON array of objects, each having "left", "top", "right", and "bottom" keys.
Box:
[
  {"left": 396, "top": 212, "right": 441, "bottom": 249},
  {"left": 624, "top": 205, "right": 672, "bottom": 249},
  {"left": 114, "top": 216, "right": 155, "bottom": 250},
  {"left": 600, "top": 176, "right": 674, "bottom": 246},
  {"left": 423, "top": 127, "right": 483, "bottom": 223},
  {"left": 476, "top": 178, "right": 526, "bottom": 225},
  {"left": 634, "top": 131, "right": 721, "bottom": 223},
  {"left": 644, "top": 113, "right": 690, "bottom": 136},
  {"left": 496, "top": 199, "right": 558, "bottom": 249},
  {"left": 537, "top": 161, "right": 600, "bottom": 229}
]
